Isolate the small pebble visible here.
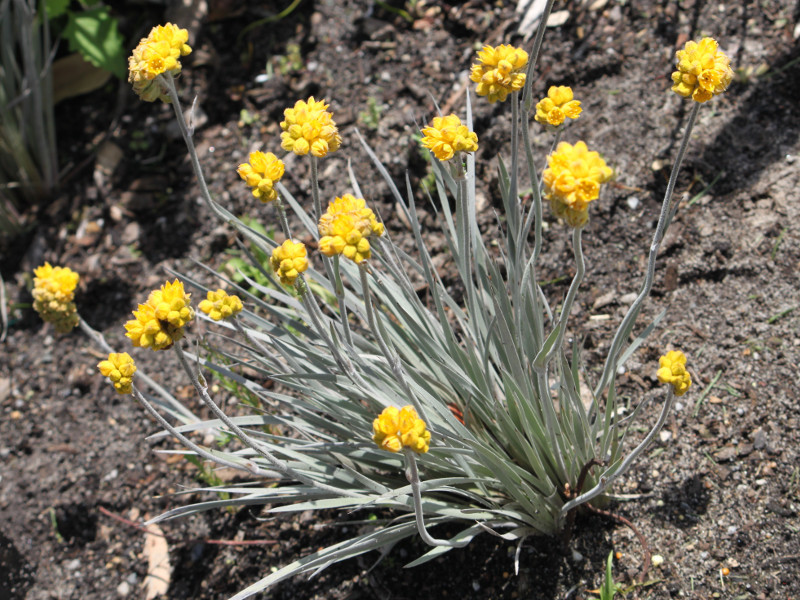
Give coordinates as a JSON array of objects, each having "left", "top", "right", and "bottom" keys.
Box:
[
  {"left": 626, "top": 196, "right": 640, "bottom": 210},
  {"left": 117, "top": 581, "right": 130, "bottom": 597},
  {"left": 651, "top": 554, "right": 664, "bottom": 567},
  {"left": 727, "top": 526, "right": 738, "bottom": 535},
  {"left": 66, "top": 558, "right": 81, "bottom": 571},
  {"left": 472, "top": 581, "right": 480, "bottom": 591},
  {"left": 659, "top": 431, "right": 671, "bottom": 442}
]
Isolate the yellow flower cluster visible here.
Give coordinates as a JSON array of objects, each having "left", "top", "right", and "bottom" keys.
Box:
[
  {"left": 97, "top": 353, "right": 137, "bottom": 395},
  {"left": 198, "top": 289, "right": 243, "bottom": 321},
  {"left": 657, "top": 350, "right": 692, "bottom": 396},
  {"left": 470, "top": 44, "right": 528, "bottom": 103},
  {"left": 128, "top": 23, "right": 192, "bottom": 103},
  {"left": 271, "top": 240, "right": 309, "bottom": 285},
  {"left": 280, "top": 97, "right": 342, "bottom": 158},
  {"left": 32, "top": 263, "right": 80, "bottom": 333},
  {"left": 671, "top": 38, "right": 733, "bottom": 103},
  {"left": 318, "top": 194, "right": 385, "bottom": 263},
  {"left": 125, "top": 279, "right": 194, "bottom": 350},
  {"left": 237, "top": 151, "right": 285, "bottom": 202},
  {"left": 420, "top": 114, "right": 478, "bottom": 162},
  {"left": 372, "top": 406, "right": 431, "bottom": 454},
  {"left": 534, "top": 86, "right": 582, "bottom": 127},
  {"left": 542, "top": 141, "right": 613, "bottom": 228}
]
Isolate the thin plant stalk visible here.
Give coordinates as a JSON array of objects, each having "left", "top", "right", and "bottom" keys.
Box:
[
  {"left": 359, "top": 263, "right": 429, "bottom": 426},
  {"left": 405, "top": 449, "right": 470, "bottom": 548},
  {"left": 274, "top": 195, "right": 292, "bottom": 239},
  {"left": 332, "top": 255, "right": 354, "bottom": 347},
  {"left": 559, "top": 387, "right": 676, "bottom": 522},
  {"left": 595, "top": 102, "right": 701, "bottom": 398},
  {"left": 161, "top": 74, "right": 230, "bottom": 224},
  {"left": 310, "top": 156, "right": 321, "bottom": 222}
]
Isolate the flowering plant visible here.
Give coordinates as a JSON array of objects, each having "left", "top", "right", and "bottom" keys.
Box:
[{"left": 39, "top": 20, "right": 734, "bottom": 598}]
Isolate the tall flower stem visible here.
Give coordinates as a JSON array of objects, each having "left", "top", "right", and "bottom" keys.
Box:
[
  {"left": 172, "top": 342, "right": 361, "bottom": 498},
  {"left": 310, "top": 156, "right": 322, "bottom": 222},
  {"left": 595, "top": 102, "right": 701, "bottom": 398},
  {"left": 161, "top": 74, "right": 230, "bottom": 224},
  {"left": 404, "top": 449, "right": 469, "bottom": 548},
  {"left": 274, "top": 195, "right": 292, "bottom": 240},
  {"left": 359, "top": 264, "right": 429, "bottom": 426},
  {"left": 296, "top": 277, "right": 367, "bottom": 387},
  {"left": 332, "top": 255, "right": 354, "bottom": 347}
]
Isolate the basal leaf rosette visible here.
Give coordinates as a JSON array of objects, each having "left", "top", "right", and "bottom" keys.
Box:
[
  {"left": 373, "top": 406, "right": 431, "bottom": 454},
  {"left": 470, "top": 44, "right": 528, "bottom": 103},
  {"left": 125, "top": 279, "right": 194, "bottom": 350},
  {"left": 280, "top": 97, "right": 342, "bottom": 158},
  {"left": 32, "top": 263, "right": 80, "bottom": 333},
  {"left": 98, "top": 353, "right": 137, "bottom": 395},
  {"left": 657, "top": 350, "right": 692, "bottom": 396},
  {"left": 543, "top": 141, "right": 613, "bottom": 227},
  {"left": 237, "top": 151, "right": 285, "bottom": 202},
  {"left": 128, "top": 23, "right": 192, "bottom": 103},
  {"left": 671, "top": 37, "right": 733, "bottom": 103},
  {"left": 318, "top": 194, "right": 385, "bottom": 263},
  {"left": 420, "top": 114, "right": 478, "bottom": 162},
  {"left": 271, "top": 240, "right": 309, "bottom": 285},
  {"left": 198, "top": 289, "right": 244, "bottom": 321},
  {"left": 535, "top": 86, "right": 582, "bottom": 128}
]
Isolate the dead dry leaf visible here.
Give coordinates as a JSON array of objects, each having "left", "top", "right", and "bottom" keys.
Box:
[{"left": 142, "top": 522, "right": 171, "bottom": 599}]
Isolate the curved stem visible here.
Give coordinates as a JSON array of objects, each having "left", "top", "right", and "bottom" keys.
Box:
[
  {"left": 595, "top": 102, "right": 701, "bottom": 398},
  {"left": 404, "top": 449, "right": 469, "bottom": 548},
  {"left": 559, "top": 387, "right": 675, "bottom": 525}
]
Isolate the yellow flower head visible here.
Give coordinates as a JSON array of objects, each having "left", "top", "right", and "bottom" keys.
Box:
[
  {"left": 198, "top": 289, "right": 244, "bottom": 321},
  {"left": 318, "top": 194, "right": 384, "bottom": 263},
  {"left": 128, "top": 23, "right": 192, "bottom": 103},
  {"left": 125, "top": 279, "right": 194, "bottom": 351},
  {"left": 657, "top": 350, "right": 692, "bottom": 396},
  {"left": 470, "top": 44, "right": 529, "bottom": 103},
  {"left": 420, "top": 114, "right": 478, "bottom": 162},
  {"left": 534, "top": 86, "right": 582, "bottom": 127},
  {"left": 543, "top": 141, "right": 613, "bottom": 226},
  {"left": 237, "top": 151, "right": 285, "bottom": 202},
  {"left": 32, "top": 263, "right": 80, "bottom": 333},
  {"left": 671, "top": 38, "right": 733, "bottom": 103},
  {"left": 372, "top": 405, "right": 431, "bottom": 454},
  {"left": 280, "top": 97, "right": 342, "bottom": 158},
  {"left": 98, "top": 352, "right": 137, "bottom": 395},
  {"left": 271, "top": 240, "right": 309, "bottom": 285}
]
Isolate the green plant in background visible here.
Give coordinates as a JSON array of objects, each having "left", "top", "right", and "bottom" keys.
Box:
[
  {"left": 590, "top": 551, "right": 624, "bottom": 600},
  {"left": 46, "top": 0, "right": 126, "bottom": 79},
  {"left": 35, "top": 11, "right": 735, "bottom": 599},
  {"left": 358, "top": 95, "right": 382, "bottom": 130},
  {"left": 0, "top": 0, "right": 126, "bottom": 239},
  {"left": 220, "top": 216, "right": 276, "bottom": 296},
  {"left": 0, "top": 0, "right": 58, "bottom": 235}
]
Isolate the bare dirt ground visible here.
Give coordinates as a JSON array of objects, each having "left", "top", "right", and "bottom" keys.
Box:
[{"left": 2, "top": 0, "right": 799, "bottom": 599}]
